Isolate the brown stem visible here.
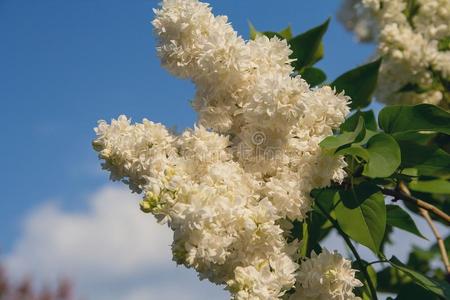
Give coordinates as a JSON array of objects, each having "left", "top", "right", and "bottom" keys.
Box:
[
  {"left": 397, "top": 182, "right": 450, "bottom": 275},
  {"left": 418, "top": 208, "right": 450, "bottom": 274},
  {"left": 380, "top": 183, "right": 450, "bottom": 224}
]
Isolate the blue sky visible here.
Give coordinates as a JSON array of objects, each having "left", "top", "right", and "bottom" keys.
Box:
[{"left": 0, "top": 0, "right": 399, "bottom": 298}]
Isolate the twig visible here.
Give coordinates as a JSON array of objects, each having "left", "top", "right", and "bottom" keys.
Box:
[
  {"left": 398, "top": 182, "right": 450, "bottom": 275},
  {"left": 380, "top": 183, "right": 450, "bottom": 224},
  {"left": 419, "top": 208, "right": 450, "bottom": 274},
  {"left": 316, "top": 201, "right": 379, "bottom": 300}
]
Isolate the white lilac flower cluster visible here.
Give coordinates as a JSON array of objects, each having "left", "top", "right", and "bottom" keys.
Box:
[
  {"left": 338, "top": 0, "right": 450, "bottom": 107},
  {"left": 93, "top": 0, "right": 361, "bottom": 299},
  {"left": 290, "top": 250, "right": 364, "bottom": 300}
]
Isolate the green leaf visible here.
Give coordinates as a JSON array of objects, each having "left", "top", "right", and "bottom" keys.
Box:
[
  {"left": 396, "top": 283, "right": 440, "bottom": 300},
  {"left": 377, "top": 266, "right": 410, "bottom": 294},
  {"left": 249, "top": 23, "right": 293, "bottom": 41},
  {"left": 304, "top": 210, "right": 332, "bottom": 255},
  {"left": 320, "top": 117, "right": 366, "bottom": 152},
  {"left": 335, "top": 188, "right": 386, "bottom": 254},
  {"left": 389, "top": 256, "right": 450, "bottom": 298},
  {"left": 335, "top": 145, "right": 369, "bottom": 161},
  {"left": 312, "top": 187, "right": 339, "bottom": 214},
  {"left": 362, "top": 133, "right": 401, "bottom": 178},
  {"left": 331, "top": 59, "right": 381, "bottom": 110},
  {"left": 278, "top": 25, "right": 293, "bottom": 40},
  {"left": 312, "top": 43, "right": 324, "bottom": 66},
  {"left": 260, "top": 31, "right": 285, "bottom": 39},
  {"left": 356, "top": 129, "right": 378, "bottom": 146},
  {"left": 299, "top": 221, "right": 309, "bottom": 257},
  {"left": 338, "top": 181, "right": 380, "bottom": 209},
  {"left": 341, "top": 110, "right": 377, "bottom": 132},
  {"left": 409, "top": 179, "right": 450, "bottom": 194},
  {"left": 248, "top": 21, "right": 260, "bottom": 40},
  {"left": 379, "top": 104, "right": 450, "bottom": 135},
  {"left": 404, "top": 0, "right": 420, "bottom": 25},
  {"left": 438, "top": 36, "right": 450, "bottom": 51},
  {"left": 353, "top": 260, "right": 378, "bottom": 299},
  {"left": 386, "top": 205, "right": 426, "bottom": 239},
  {"left": 397, "top": 140, "right": 450, "bottom": 177},
  {"left": 397, "top": 82, "right": 428, "bottom": 94},
  {"left": 288, "top": 18, "right": 330, "bottom": 70},
  {"left": 300, "top": 67, "right": 327, "bottom": 86}
]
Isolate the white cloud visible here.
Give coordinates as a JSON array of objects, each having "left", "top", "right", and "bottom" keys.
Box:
[{"left": 4, "top": 185, "right": 228, "bottom": 300}]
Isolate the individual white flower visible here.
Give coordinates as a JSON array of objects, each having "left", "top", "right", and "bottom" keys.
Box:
[{"left": 290, "top": 249, "right": 363, "bottom": 300}]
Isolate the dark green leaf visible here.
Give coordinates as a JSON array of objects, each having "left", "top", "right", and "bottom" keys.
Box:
[
  {"left": 393, "top": 131, "right": 437, "bottom": 145},
  {"left": 386, "top": 205, "right": 426, "bottom": 239},
  {"left": 312, "top": 188, "right": 339, "bottom": 214},
  {"left": 409, "top": 179, "right": 450, "bottom": 194},
  {"left": 389, "top": 256, "right": 450, "bottom": 298},
  {"left": 397, "top": 82, "right": 428, "bottom": 94},
  {"left": 320, "top": 117, "right": 366, "bottom": 152},
  {"left": 304, "top": 210, "right": 332, "bottom": 255},
  {"left": 377, "top": 266, "right": 409, "bottom": 294},
  {"left": 362, "top": 133, "right": 401, "bottom": 178},
  {"left": 288, "top": 18, "right": 330, "bottom": 70},
  {"left": 341, "top": 110, "right": 377, "bottom": 132},
  {"left": 396, "top": 283, "right": 440, "bottom": 300},
  {"left": 438, "top": 36, "right": 450, "bottom": 51},
  {"left": 379, "top": 104, "right": 450, "bottom": 135},
  {"left": 335, "top": 189, "right": 386, "bottom": 254},
  {"left": 407, "top": 246, "right": 436, "bottom": 274},
  {"left": 331, "top": 59, "right": 381, "bottom": 110},
  {"left": 300, "top": 67, "right": 327, "bottom": 86},
  {"left": 338, "top": 181, "right": 380, "bottom": 209},
  {"left": 261, "top": 31, "right": 285, "bottom": 39},
  {"left": 397, "top": 140, "right": 450, "bottom": 177}
]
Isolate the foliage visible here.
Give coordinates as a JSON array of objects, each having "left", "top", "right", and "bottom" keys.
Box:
[{"left": 251, "top": 13, "right": 450, "bottom": 300}]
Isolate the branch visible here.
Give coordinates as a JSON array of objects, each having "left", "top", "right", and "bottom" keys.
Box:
[
  {"left": 419, "top": 208, "right": 450, "bottom": 274},
  {"left": 380, "top": 183, "right": 450, "bottom": 224},
  {"left": 397, "top": 182, "right": 450, "bottom": 275}
]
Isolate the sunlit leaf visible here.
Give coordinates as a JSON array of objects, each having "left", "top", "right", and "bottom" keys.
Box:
[
  {"left": 362, "top": 133, "right": 401, "bottom": 178},
  {"left": 320, "top": 117, "right": 366, "bottom": 152},
  {"left": 335, "top": 188, "right": 386, "bottom": 254},
  {"left": 409, "top": 179, "right": 450, "bottom": 194}
]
